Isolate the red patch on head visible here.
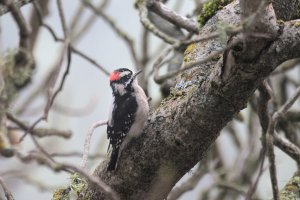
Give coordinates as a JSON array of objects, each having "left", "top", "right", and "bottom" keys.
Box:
[{"left": 109, "top": 71, "right": 120, "bottom": 81}]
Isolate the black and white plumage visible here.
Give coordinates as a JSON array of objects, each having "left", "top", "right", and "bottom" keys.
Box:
[{"left": 107, "top": 68, "right": 149, "bottom": 171}]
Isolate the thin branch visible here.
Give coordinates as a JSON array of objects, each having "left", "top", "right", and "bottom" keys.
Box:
[
  {"left": 6, "top": 113, "right": 72, "bottom": 139},
  {"left": 1, "top": 171, "right": 55, "bottom": 192},
  {"left": 2, "top": 0, "right": 30, "bottom": 50},
  {"left": 82, "top": 0, "right": 139, "bottom": 67},
  {"left": 137, "top": 0, "right": 177, "bottom": 44},
  {"left": 266, "top": 114, "right": 279, "bottom": 200},
  {"left": 16, "top": 0, "right": 73, "bottom": 168},
  {"left": 81, "top": 120, "right": 108, "bottom": 169},
  {"left": 15, "top": 151, "right": 119, "bottom": 200},
  {"left": 265, "top": 86, "right": 300, "bottom": 200},
  {"left": 71, "top": 47, "right": 110, "bottom": 75},
  {"left": 148, "top": 1, "right": 198, "bottom": 33},
  {"left": 271, "top": 58, "right": 300, "bottom": 75},
  {"left": 152, "top": 27, "right": 243, "bottom": 84},
  {"left": 0, "top": 0, "right": 35, "bottom": 16},
  {"left": 18, "top": 42, "right": 70, "bottom": 142},
  {"left": 28, "top": 0, "right": 50, "bottom": 51},
  {"left": 167, "top": 163, "right": 207, "bottom": 200},
  {"left": 215, "top": 181, "right": 247, "bottom": 196},
  {"left": 273, "top": 133, "right": 300, "bottom": 165},
  {"left": 57, "top": 0, "right": 68, "bottom": 38},
  {"left": 44, "top": 44, "right": 71, "bottom": 120},
  {"left": 0, "top": 177, "right": 14, "bottom": 200},
  {"left": 245, "top": 151, "right": 266, "bottom": 200},
  {"left": 51, "top": 151, "right": 104, "bottom": 159},
  {"left": 274, "top": 86, "right": 300, "bottom": 120},
  {"left": 245, "top": 82, "right": 271, "bottom": 200},
  {"left": 32, "top": 1, "right": 110, "bottom": 75},
  {"left": 72, "top": 0, "right": 110, "bottom": 42},
  {"left": 154, "top": 48, "right": 223, "bottom": 84}
]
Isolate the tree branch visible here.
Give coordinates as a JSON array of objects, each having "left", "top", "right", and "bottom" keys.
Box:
[
  {"left": 82, "top": 1, "right": 300, "bottom": 199},
  {"left": 147, "top": 1, "right": 198, "bottom": 33},
  {"left": 0, "top": 0, "right": 36, "bottom": 16},
  {"left": 0, "top": 177, "right": 14, "bottom": 200}
]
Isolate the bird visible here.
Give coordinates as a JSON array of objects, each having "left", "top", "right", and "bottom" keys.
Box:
[{"left": 106, "top": 68, "right": 149, "bottom": 171}]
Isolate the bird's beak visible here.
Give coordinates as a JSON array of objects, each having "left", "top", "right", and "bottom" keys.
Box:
[{"left": 132, "top": 70, "right": 142, "bottom": 79}]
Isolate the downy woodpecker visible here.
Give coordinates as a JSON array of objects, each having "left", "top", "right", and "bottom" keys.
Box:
[{"left": 107, "top": 68, "right": 149, "bottom": 171}]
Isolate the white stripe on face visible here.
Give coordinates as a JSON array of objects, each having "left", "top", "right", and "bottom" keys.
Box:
[{"left": 120, "top": 70, "right": 131, "bottom": 78}]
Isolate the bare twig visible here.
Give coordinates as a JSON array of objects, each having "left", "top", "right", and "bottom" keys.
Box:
[
  {"left": 148, "top": 1, "right": 198, "bottom": 33},
  {"left": 7, "top": 112, "right": 72, "bottom": 139},
  {"left": 265, "top": 86, "right": 300, "bottom": 200},
  {"left": 154, "top": 48, "right": 223, "bottom": 84},
  {"left": 81, "top": 120, "right": 108, "bottom": 169},
  {"left": 83, "top": 0, "right": 139, "bottom": 67},
  {"left": 44, "top": 45, "right": 71, "bottom": 120},
  {"left": 18, "top": 42, "right": 70, "bottom": 142},
  {"left": 273, "top": 86, "right": 300, "bottom": 123},
  {"left": 0, "top": 0, "right": 35, "bottom": 16},
  {"left": 57, "top": 0, "right": 68, "bottom": 37},
  {"left": 32, "top": 1, "right": 109, "bottom": 75},
  {"left": 51, "top": 151, "right": 104, "bottom": 159},
  {"left": 245, "top": 151, "right": 266, "bottom": 200},
  {"left": 273, "top": 133, "right": 300, "bottom": 165},
  {"left": 1, "top": 171, "right": 54, "bottom": 192},
  {"left": 28, "top": 0, "right": 50, "bottom": 51},
  {"left": 215, "top": 181, "right": 247, "bottom": 196},
  {"left": 272, "top": 58, "right": 300, "bottom": 75},
  {"left": 137, "top": 0, "right": 177, "bottom": 44},
  {"left": 152, "top": 27, "right": 244, "bottom": 84},
  {"left": 2, "top": 0, "right": 30, "bottom": 50},
  {"left": 167, "top": 163, "right": 207, "bottom": 200},
  {"left": 52, "top": 96, "right": 99, "bottom": 116},
  {"left": 0, "top": 177, "right": 14, "bottom": 200},
  {"left": 71, "top": 47, "right": 110, "bottom": 75},
  {"left": 72, "top": 0, "right": 110, "bottom": 42},
  {"left": 15, "top": 151, "right": 119, "bottom": 200},
  {"left": 19, "top": 0, "right": 72, "bottom": 141}
]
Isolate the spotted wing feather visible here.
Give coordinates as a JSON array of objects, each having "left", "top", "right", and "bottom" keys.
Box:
[{"left": 107, "top": 94, "right": 137, "bottom": 170}]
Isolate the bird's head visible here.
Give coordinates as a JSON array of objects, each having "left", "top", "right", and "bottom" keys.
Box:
[{"left": 109, "top": 68, "right": 142, "bottom": 96}]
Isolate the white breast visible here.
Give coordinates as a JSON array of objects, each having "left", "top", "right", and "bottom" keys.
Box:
[{"left": 129, "top": 81, "right": 149, "bottom": 137}]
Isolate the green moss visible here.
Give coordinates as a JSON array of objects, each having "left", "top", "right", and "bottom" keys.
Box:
[
  {"left": 295, "top": 1, "right": 300, "bottom": 19},
  {"left": 183, "top": 43, "right": 197, "bottom": 64},
  {"left": 70, "top": 173, "right": 88, "bottom": 197},
  {"left": 52, "top": 188, "right": 71, "bottom": 200},
  {"left": 169, "top": 87, "right": 186, "bottom": 101},
  {"left": 279, "top": 170, "right": 300, "bottom": 200},
  {"left": 197, "top": 0, "right": 233, "bottom": 28},
  {"left": 134, "top": 0, "right": 144, "bottom": 9},
  {"left": 293, "top": 21, "right": 300, "bottom": 28},
  {"left": 0, "top": 49, "right": 34, "bottom": 101},
  {"left": 277, "top": 19, "right": 285, "bottom": 25},
  {"left": 186, "top": 85, "right": 198, "bottom": 99},
  {"left": 210, "top": 81, "right": 219, "bottom": 89},
  {"left": 52, "top": 173, "right": 88, "bottom": 200}
]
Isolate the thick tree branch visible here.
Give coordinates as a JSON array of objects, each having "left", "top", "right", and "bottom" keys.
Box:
[
  {"left": 82, "top": 1, "right": 300, "bottom": 199},
  {"left": 272, "top": 0, "right": 300, "bottom": 20}
]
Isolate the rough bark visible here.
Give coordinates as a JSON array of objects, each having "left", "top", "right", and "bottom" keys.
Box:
[
  {"left": 273, "top": 0, "right": 300, "bottom": 20},
  {"left": 83, "top": 1, "right": 300, "bottom": 199}
]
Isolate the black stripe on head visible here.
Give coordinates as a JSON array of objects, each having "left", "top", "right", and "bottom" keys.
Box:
[{"left": 111, "top": 68, "right": 133, "bottom": 84}]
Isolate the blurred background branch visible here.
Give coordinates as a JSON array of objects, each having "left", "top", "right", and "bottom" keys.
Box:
[{"left": 0, "top": 0, "right": 300, "bottom": 199}]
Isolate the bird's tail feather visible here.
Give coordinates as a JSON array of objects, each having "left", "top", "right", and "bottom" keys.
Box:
[{"left": 107, "top": 148, "right": 119, "bottom": 171}]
